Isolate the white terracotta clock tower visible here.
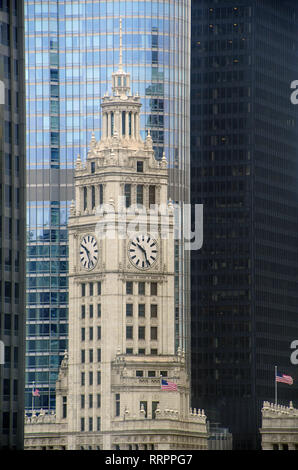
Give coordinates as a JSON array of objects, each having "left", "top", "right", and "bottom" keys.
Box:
[{"left": 24, "top": 25, "right": 208, "bottom": 450}]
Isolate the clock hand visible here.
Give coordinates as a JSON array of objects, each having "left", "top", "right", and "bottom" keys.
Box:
[
  {"left": 82, "top": 245, "right": 90, "bottom": 256},
  {"left": 137, "top": 243, "right": 149, "bottom": 264}
]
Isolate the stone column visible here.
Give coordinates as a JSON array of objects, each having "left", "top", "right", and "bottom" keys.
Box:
[
  {"left": 136, "top": 112, "right": 140, "bottom": 140},
  {"left": 125, "top": 111, "right": 129, "bottom": 138},
  {"left": 102, "top": 112, "right": 107, "bottom": 139},
  {"left": 107, "top": 112, "right": 111, "bottom": 138},
  {"left": 131, "top": 112, "right": 135, "bottom": 139}
]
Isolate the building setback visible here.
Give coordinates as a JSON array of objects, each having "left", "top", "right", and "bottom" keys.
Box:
[
  {"left": 25, "top": 0, "right": 191, "bottom": 414},
  {"left": 0, "top": 0, "right": 26, "bottom": 450},
  {"left": 190, "top": 0, "right": 298, "bottom": 449}
]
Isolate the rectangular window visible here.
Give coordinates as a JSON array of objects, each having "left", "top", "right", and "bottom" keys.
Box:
[
  {"left": 126, "top": 281, "right": 133, "bottom": 295},
  {"left": 97, "top": 326, "right": 101, "bottom": 340},
  {"left": 97, "top": 349, "right": 101, "bottom": 362},
  {"left": 81, "top": 372, "right": 85, "bottom": 386},
  {"left": 137, "top": 185, "right": 143, "bottom": 205},
  {"left": 148, "top": 371, "right": 156, "bottom": 377},
  {"left": 97, "top": 417, "right": 101, "bottom": 431},
  {"left": 97, "top": 282, "right": 101, "bottom": 295},
  {"left": 115, "top": 394, "right": 120, "bottom": 417},
  {"left": 83, "top": 187, "right": 87, "bottom": 210},
  {"left": 81, "top": 283, "right": 86, "bottom": 297},
  {"left": 138, "top": 326, "right": 145, "bottom": 340},
  {"left": 91, "top": 162, "right": 95, "bottom": 174},
  {"left": 124, "top": 184, "right": 131, "bottom": 208},
  {"left": 126, "top": 326, "right": 133, "bottom": 339},
  {"left": 137, "top": 161, "right": 143, "bottom": 172},
  {"left": 126, "top": 304, "right": 133, "bottom": 317},
  {"left": 81, "top": 417, "right": 85, "bottom": 432},
  {"left": 89, "top": 417, "right": 93, "bottom": 432},
  {"left": 81, "top": 328, "right": 85, "bottom": 341},
  {"left": 89, "top": 349, "right": 93, "bottom": 363},
  {"left": 151, "top": 349, "right": 158, "bottom": 355},
  {"left": 138, "top": 304, "right": 145, "bottom": 317},
  {"left": 126, "top": 348, "right": 133, "bottom": 354},
  {"left": 149, "top": 186, "right": 156, "bottom": 206},
  {"left": 151, "top": 327, "right": 158, "bottom": 340},
  {"left": 99, "top": 184, "right": 103, "bottom": 205},
  {"left": 97, "top": 394, "right": 101, "bottom": 408},
  {"left": 152, "top": 401, "right": 159, "bottom": 419},
  {"left": 150, "top": 304, "right": 158, "bottom": 318},
  {"left": 91, "top": 186, "right": 95, "bottom": 209},
  {"left": 89, "top": 371, "right": 93, "bottom": 386},
  {"left": 97, "top": 304, "right": 101, "bottom": 317},
  {"left": 150, "top": 282, "right": 157, "bottom": 296},
  {"left": 160, "top": 371, "right": 168, "bottom": 377},
  {"left": 81, "top": 304, "right": 85, "bottom": 319},
  {"left": 81, "top": 350, "right": 85, "bottom": 363},
  {"left": 136, "top": 370, "right": 143, "bottom": 377},
  {"left": 89, "top": 283, "right": 93, "bottom": 296},
  {"left": 81, "top": 395, "right": 85, "bottom": 409},
  {"left": 138, "top": 282, "right": 145, "bottom": 295},
  {"left": 89, "top": 394, "right": 93, "bottom": 408},
  {"left": 89, "top": 327, "right": 93, "bottom": 341},
  {"left": 138, "top": 348, "right": 145, "bottom": 355},
  {"left": 97, "top": 371, "right": 101, "bottom": 385},
  {"left": 140, "top": 401, "right": 148, "bottom": 418},
  {"left": 90, "top": 304, "right": 93, "bottom": 318},
  {"left": 62, "top": 396, "right": 67, "bottom": 418}
]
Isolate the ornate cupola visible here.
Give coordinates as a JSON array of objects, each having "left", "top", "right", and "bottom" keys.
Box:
[{"left": 100, "top": 18, "right": 141, "bottom": 146}]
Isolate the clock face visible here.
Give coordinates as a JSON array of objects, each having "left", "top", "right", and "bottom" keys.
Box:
[
  {"left": 128, "top": 234, "right": 158, "bottom": 270},
  {"left": 80, "top": 235, "right": 98, "bottom": 270}
]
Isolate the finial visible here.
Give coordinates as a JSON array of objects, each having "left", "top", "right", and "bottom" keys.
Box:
[
  {"left": 161, "top": 152, "right": 167, "bottom": 168},
  {"left": 119, "top": 18, "right": 123, "bottom": 70},
  {"left": 90, "top": 131, "right": 96, "bottom": 148},
  {"left": 76, "top": 154, "right": 82, "bottom": 169}
]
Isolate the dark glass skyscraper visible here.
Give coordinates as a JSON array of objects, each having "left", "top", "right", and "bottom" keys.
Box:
[
  {"left": 0, "top": 0, "right": 26, "bottom": 449},
  {"left": 191, "top": 0, "right": 298, "bottom": 449}
]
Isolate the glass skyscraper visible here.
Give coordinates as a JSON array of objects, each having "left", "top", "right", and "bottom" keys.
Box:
[
  {"left": 25, "top": 0, "right": 190, "bottom": 412},
  {"left": 0, "top": 0, "right": 26, "bottom": 449},
  {"left": 191, "top": 0, "right": 298, "bottom": 449}
]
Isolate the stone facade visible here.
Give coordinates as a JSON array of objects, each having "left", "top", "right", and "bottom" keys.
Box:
[
  {"left": 260, "top": 401, "right": 298, "bottom": 450},
  {"left": 25, "top": 41, "right": 208, "bottom": 451}
]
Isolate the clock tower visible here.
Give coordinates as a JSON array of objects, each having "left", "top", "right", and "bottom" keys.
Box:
[{"left": 24, "top": 28, "right": 208, "bottom": 450}]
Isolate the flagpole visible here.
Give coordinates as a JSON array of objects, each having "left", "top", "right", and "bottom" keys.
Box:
[
  {"left": 32, "top": 381, "right": 35, "bottom": 414},
  {"left": 275, "top": 366, "right": 277, "bottom": 405}
]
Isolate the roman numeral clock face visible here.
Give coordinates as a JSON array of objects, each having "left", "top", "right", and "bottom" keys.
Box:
[
  {"left": 128, "top": 234, "right": 158, "bottom": 270},
  {"left": 79, "top": 235, "right": 98, "bottom": 270}
]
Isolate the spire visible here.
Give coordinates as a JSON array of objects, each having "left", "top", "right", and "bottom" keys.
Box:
[
  {"left": 111, "top": 18, "right": 131, "bottom": 97},
  {"left": 119, "top": 17, "right": 123, "bottom": 71}
]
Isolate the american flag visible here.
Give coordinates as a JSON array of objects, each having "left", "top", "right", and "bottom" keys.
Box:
[
  {"left": 32, "top": 387, "right": 40, "bottom": 397},
  {"left": 161, "top": 379, "right": 178, "bottom": 391},
  {"left": 276, "top": 373, "right": 293, "bottom": 385}
]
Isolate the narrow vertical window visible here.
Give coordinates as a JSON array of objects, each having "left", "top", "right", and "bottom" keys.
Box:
[
  {"left": 111, "top": 112, "right": 114, "bottom": 136},
  {"left": 99, "top": 184, "right": 103, "bottom": 205},
  {"left": 97, "top": 281, "right": 101, "bottom": 295},
  {"left": 83, "top": 186, "right": 87, "bottom": 210},
  {"left": 129, "top": 112, "right": 132, "bottom": 136},
  {"left": 115, "top": 393, "right": 120, "bottom": 416},
  {"left": 62, "top": 396, "right": 67, "bottom": 418},
  {"left": 122, "top": 111, "right": 126, "bottom": 135},
  {"left": 91, "top": 186, "right": 95, "bottom": 209},
  {"left": 149, "top": 186, "right": 156, "bottom": 206},
  {"left": 137, "top": 185, "right": 143, "bottom": 205}
]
